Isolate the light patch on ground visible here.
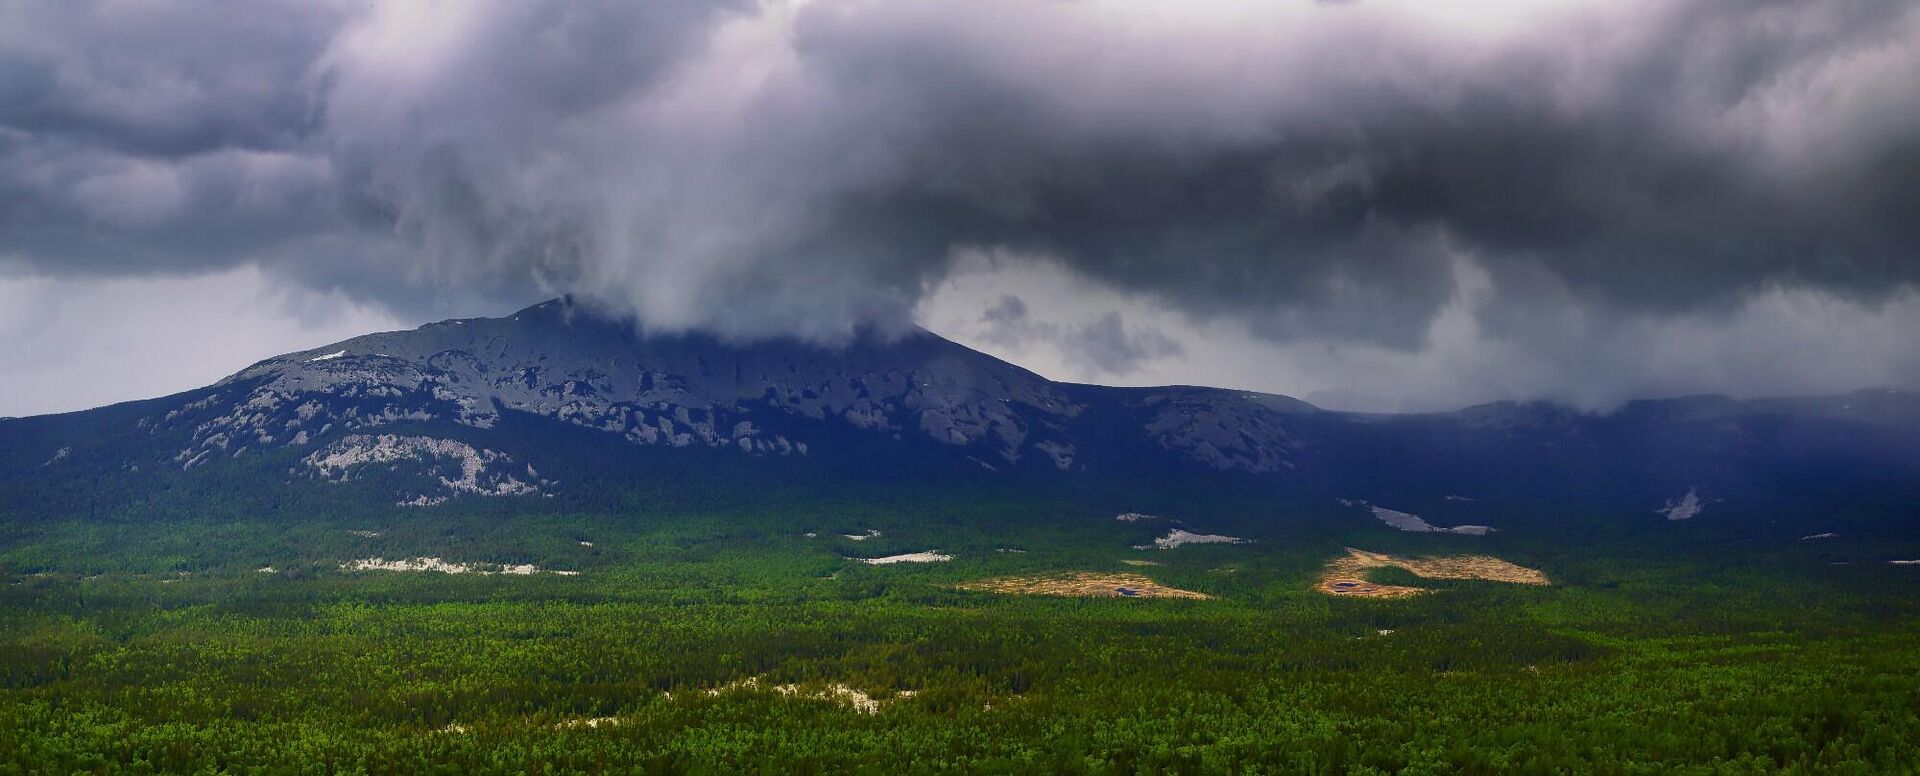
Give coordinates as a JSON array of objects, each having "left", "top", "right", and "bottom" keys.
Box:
[
  {"left": 1801, "top": 532, "right": 1838, "bottom": 540},
  {"left": 1891, "top": 560, "right": 1920, "bottom": 565},
  {"left": 304, "top": 434, "right": 539, "bottom": 505},
  {"left": 552, "top": 716, "right": 621, "bottom": 730},
  {"left": 1113, "top": 512, "right": 1159, "bottom": 523},
  {"left": 306, "top": 350, "right": 348, "bottom": 362},
  {"left": 348, "top": 530, "right": 381, "bottom": 537},
  {"left": 701, "top": 677, "right": 915, "bottom": 714},
  {"left": 1121, "top": 559, "right": 1161, "bottom": 567},
  {"left": 1315, "top": 548, "right": 1549, "bottom": 599},
  {"left": 852, "top": 551, "right": 952, "bottom": 565},
  {"left": 957, "top": 572, "right": 1209, "bottom": 599},
  {"left": 1368, "top": 505, "right": 1493, "bottom": 535},
  {"left": 341, "top": 557, "right": 577, "bottom": 576},
  {"left": 1135, "top": 529, "right": 1249, "bottom": 549},
  {"left": 842, "top": 530, "right": 882, "bottom": 541},
  {"left": 1657, "top": 488, "right": 1704, "bottom": 521},
  {"left": 256, "top": 566, "right": 276, "bottom": 574}
]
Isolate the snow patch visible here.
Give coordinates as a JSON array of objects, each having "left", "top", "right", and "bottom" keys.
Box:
[
  {"left": 306, "top": 350, "right": 348, "bottom": 362},
  {"left": 1801, "top": 532, "right": 1838, "bottom": 540}
]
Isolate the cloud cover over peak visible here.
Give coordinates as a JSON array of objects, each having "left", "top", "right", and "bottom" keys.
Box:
[{"left": 2, "top": 0, "right": 1918, "bottom": 412}]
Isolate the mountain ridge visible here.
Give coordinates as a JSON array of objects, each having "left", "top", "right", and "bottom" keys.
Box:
[{"left": 4, "top": 298, "right": 1917, "bottom": 526}]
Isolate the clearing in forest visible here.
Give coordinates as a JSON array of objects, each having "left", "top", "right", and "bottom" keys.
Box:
[
  {"left": 958, "top": 571, "right": 1210, "bottom": 599},
  {"left": 1315, "top": 548, "right": 1548, "bottom": 599}
]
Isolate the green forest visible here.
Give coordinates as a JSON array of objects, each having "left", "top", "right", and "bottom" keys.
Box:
[{"left": 3, "top": 498, "right": 1918, "bottom": 774}]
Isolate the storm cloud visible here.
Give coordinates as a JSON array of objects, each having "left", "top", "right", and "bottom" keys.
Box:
[{"left": 3, "top": 0, "right": 1918, "bottom": 411}]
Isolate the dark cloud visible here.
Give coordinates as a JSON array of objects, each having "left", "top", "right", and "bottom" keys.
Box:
[
  {"left": 975, "top": 295, "right": 1036, "bottom": 348},
  {"left": 968, "top": 293, "right": 1180, "bottom": 377},
  {"left": 2, "top": 0, "right": 1918, "bottom": 392},
  {"left": 0, "top": 1, "right": 341, "bottom": 157},
  {"left": 1062, "top": 312, "right": 1184, "bottom": 377}
]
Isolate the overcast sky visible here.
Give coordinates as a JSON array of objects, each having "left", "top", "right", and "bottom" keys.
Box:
[{"left": 4, "top": 0, "right": 1919, "bottom": 417}]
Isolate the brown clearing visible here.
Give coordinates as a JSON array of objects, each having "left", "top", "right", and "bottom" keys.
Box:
[
  {"left": 1316, "top": 548, "right": 1549, "bottom": 599},
  {"left": 958, "top": 572, "right": 1209, "bottom": 599}
]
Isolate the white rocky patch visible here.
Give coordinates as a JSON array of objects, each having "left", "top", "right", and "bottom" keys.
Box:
[
  {"left": 1657, "top": 488, "right": 1704, "bottom": 521},
  {"left": 702, "top": 677, "right": 915, "bottom": 714},
  {"left": 551, "top": 716, "right": 621, "bottom": 730},
  {"left": 303, "top": 434, "right": 539, "bottom": 503},
  {"left": 853, "top": 551, "right": 952, "bottom": 565},
  {"left": 256, "top": 566, "right": 277, "bottom": 574},
  {"left": 178, "top": 449, "right": 213, "bottom": 470},
  {"left": 340, "top": 557, "right": 575, "bottom": 575},
  {"left": 1890, "top": 560, "right": 1920, "bottom": 565},
  {"left": 306, "top": 350, "right": 348, "bottom": 362},
  {"left": 1801, "top": 532, "right": 1838, "bottom": 540},
  {"left": 1136, "top": 529, "right": 1249, "bottom": 550},
  {"left": 42, "top": 446, "right": 71, "bottom": 466},
  {"left": 842, "top": 530, "right": 882, "bottom": 541},
  {"left": 1369, "top": 505, "right": 1494, "bottom": 535},
  {"left": 1113, "top": 512, "right": 1159, "bottom": 523}
]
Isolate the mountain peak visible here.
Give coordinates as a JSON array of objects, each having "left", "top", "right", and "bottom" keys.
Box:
[{"left": 146, "top": 298, "right": 1347, "bottom": 494}]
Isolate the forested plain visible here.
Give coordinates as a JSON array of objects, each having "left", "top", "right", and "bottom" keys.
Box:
[{"left": 3, "top": 491, "right": 1919, "bottom": 774}]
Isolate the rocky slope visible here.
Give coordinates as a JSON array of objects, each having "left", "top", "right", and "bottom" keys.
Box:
[{"left": 4, "top": 298, "right": 1917, "bottom": 523}]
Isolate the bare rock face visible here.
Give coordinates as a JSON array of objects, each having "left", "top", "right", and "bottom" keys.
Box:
[
  {"left": 138, "top": 298, "right": 1321, "bottom": 496},
  {"left": 303, "top": 434, "right": 543, "bottom": 506},
  {"left": 199, "top": 299, "right": 1081, "bottom": 463}
]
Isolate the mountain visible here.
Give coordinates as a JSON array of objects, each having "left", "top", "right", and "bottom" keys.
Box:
[{"left": 4, "top": 298, "right": 1917, "bottom": 528}]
